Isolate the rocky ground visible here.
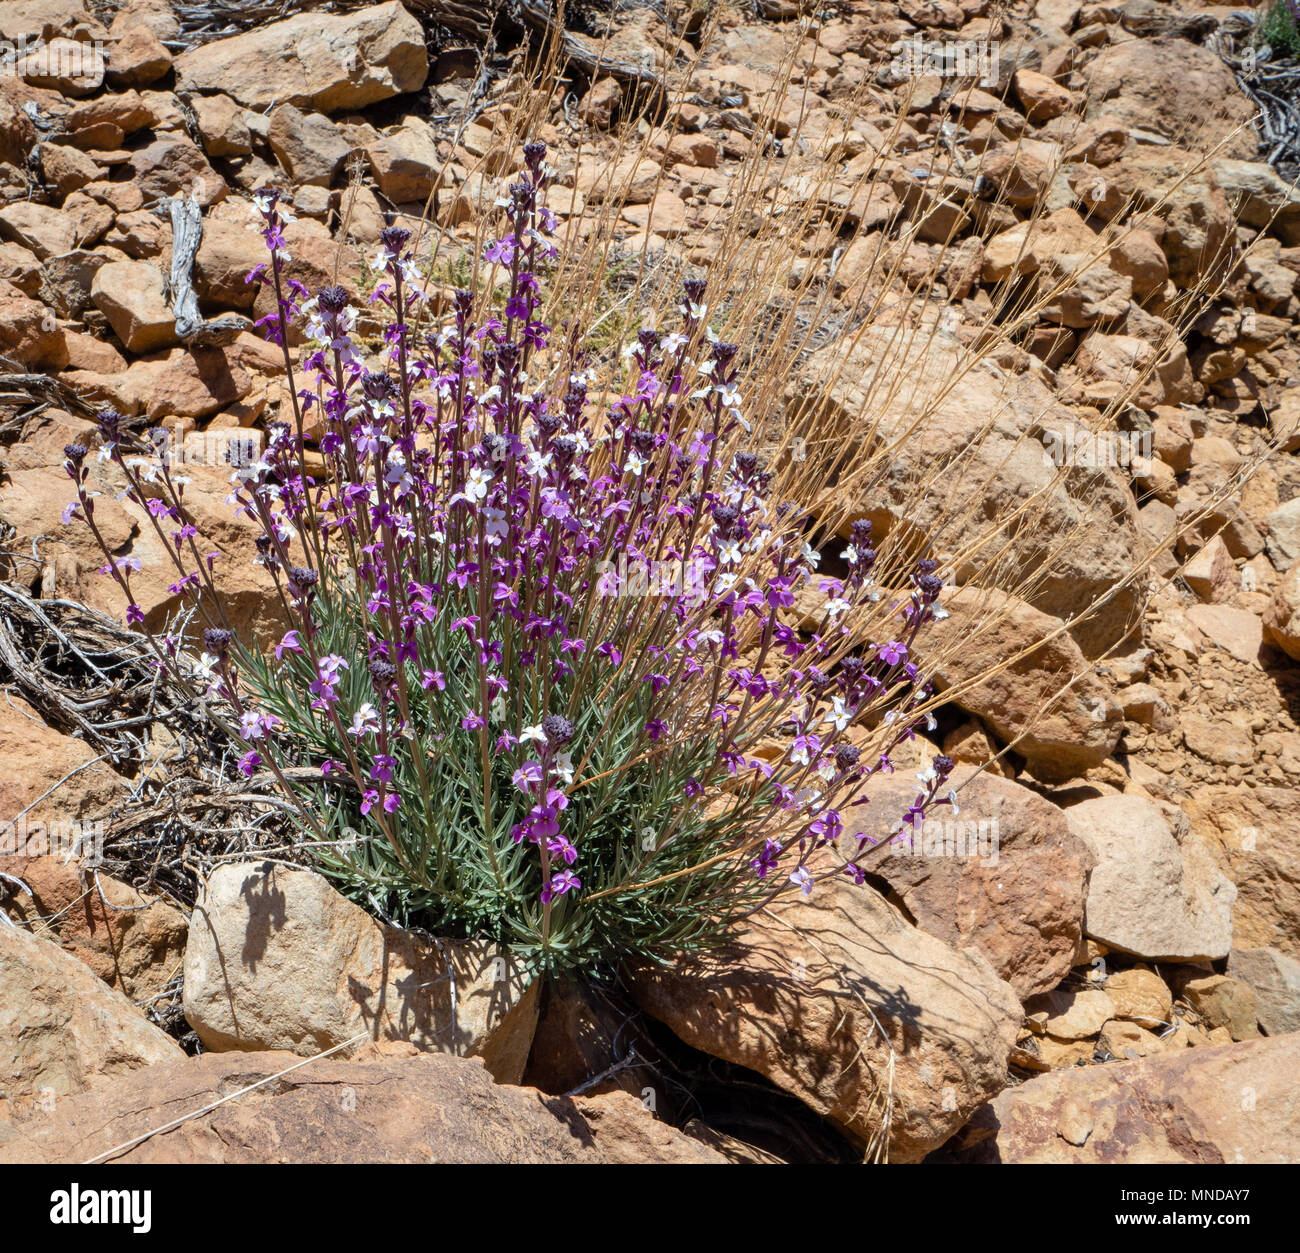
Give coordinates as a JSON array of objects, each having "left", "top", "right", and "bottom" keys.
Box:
[{"left": 2, "top": 0, "right": 1300, "bottom": 1164}]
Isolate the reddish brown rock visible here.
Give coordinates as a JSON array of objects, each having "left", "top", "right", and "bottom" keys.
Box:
[
  {"left": 629, "top": 879, "right": 1021, "bottom": 1162},
  {"left": 0, "top": 1049, "right": 724, "bottom": 1163},
  {"left": 172, "top": 1, "right": 427, "bottom": 112},
  {"left": 106, "top": 23, "right": 172, "bottom": 86},
  {"left": 863, "top": 767, "right": 1090, "bottom": 997},
  {"left": 0, "top": 924, "right": 181, "bottom": 1110},
  {"left": 0, "top": 855, "right": 186, "bottom": 1001},
  {"left": 918, "top": 587, "right": 1122, "bottom": 782},
  {"left": 933, "top": 1036, "right": 1300, "bottom": 1162}
]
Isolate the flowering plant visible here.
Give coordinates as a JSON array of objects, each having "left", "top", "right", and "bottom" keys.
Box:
[{"left": 66, "top": 142, "right": 957, "bottom": 972}]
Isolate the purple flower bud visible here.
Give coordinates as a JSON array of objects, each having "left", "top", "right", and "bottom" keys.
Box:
[
  {"left": 203, "top": 627, "right": 233, "bottom": 655},
  {"left": 542, "top": 714, "right": 575, "bottom": 745}
]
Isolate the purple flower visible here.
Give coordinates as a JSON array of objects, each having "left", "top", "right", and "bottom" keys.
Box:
[
  {"left": 541, "top": 868, "right": 581, "bottom": 903},
  {"left": 238, "top": 751, "right": 262, "bottom": 776},
  {"left": 877, "top": 640, "right": 907, "bottom": 666}
]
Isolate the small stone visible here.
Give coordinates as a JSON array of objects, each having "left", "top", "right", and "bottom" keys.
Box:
[
  {"left": 1104, "top": 966, "right": 1173, "bottom": 1028},
  {"left": 1181, "top": 974, "right": 1260, "bottom": 1041}
]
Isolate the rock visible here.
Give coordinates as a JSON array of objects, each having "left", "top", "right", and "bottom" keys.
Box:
[
  {"left": 795, "top": 326, "right": 1146, "bottom": 657},
  {"left": 628, "top": 879, "right": 1021, "bottom": 1162},
  {"left": 1082, "top": 38, "right": 1256, "bottom": 159},
  {"left": 864, "top": 767, "right": 1090, "bottom": 997},
  {"left": 1117, "top": 682, "right": 1174, "bottom": 731},
  {"left": 0, "top": 280, "right": 67, "bottom": 368},
  {"left": 1102, "top": 148, "right": 1234, "bottom": 288},
  {"left": 1, "top": 855, "right": 186, "bottom": 1002},
  {"left": 126, "top": 136, "right": 227, "bottom": 207},
  {"left": 0, "top": 694, "right": 122, "bottom": 829},
  {"left": 1227, "top": 948, "right": 1300, "bottom": 1036},
  {"left": 1103, "top": 966, "right": 1173, "bottom": 1028},
  {"left": 106, "top": 23, "right": 172, "bottom": 87},
  {"left": 90, "top": 259, "right": 177, "bottom": 353},
  {"left": 194, "top": 216, "right": 264, "bottom": 309},
  {"left": 183, "top": 863, "right": 539, "bottom": 1082},
  {"left": 16, "top": 36, "right": 105, "bottom": 96},
  {"left": 0, "top": 202, "right": 79, "bottom": 259},
  {"left": 365, "top": 118, "right": 442, "bottom": 203},
  {"left": 268, "top": 104, "right": 351, "bottom": 187},
  {"left": 1107, "top": 227, "right": 1168, "bottom": 299},
  {"left": 1265, "top": 497, "right": 1300, "bottom": 569},
  {"left": 917, "top": 587, "right": 1121, "bottom": 782},
  {"left": 0, "top": 924, "right": 181, "bottom": 1110},
  {"left": 1179, "top": 975, "right": 1259, "bottom": 1041},
  {"left": 1067, "top": 331, "right": 1195, "bottom": 409},
  {"left": 0, "top": 1049, "right": 725, "bottom": 1163},
  {"left": 1186, "top": 786, "right": 1300, "bottom": 962},
  {"left": 1182, "top": 535, "right": 1235, "bottom": 603},
  {"left": 579, "top": 76, "right": 622, "bottom": 129},
  {"left": 109, "top": 0, "right": 178, "bottom": 41},
  {"left": 1025, "top": 986, "right": 1115, "bottom": 1039},
  {"left": 1185, "top": 604, "right": 1263, "bottom": 666},
  {"left": 1013, "top": 68, "right": 1072, "bottom": 121},
  {"left": 1264, "top": 564, "right": 1300, "bottom": 660},
  {"left": 621, "top": 190, "right": 690, "bottom": 237},
  {"left": 39, "top": 142, "right": 98, "bottom": 197},
  {"left": 0, "top": 97, "right": 37, "bottom": 166},
  {"left": 1182, "top": 712, "right": 1255, "bottom": 768},
  {"left": 172, "top": 1, "right": 427, "bottom": 112},
  {"left": 1098, "top": 1018, "right": 1164, "bottom": 1060},
  {"left": 192, "top": 94, "right": 253, "bottom": 157},
  {"left": 933, "top": 1035, "right": 1300, "bottom": 1162},
  {"left": 1066, "top": 794, "right": 1235, "bottom": 961},
  {"left": 1211, "top": 157, "right": 1300, "bottom": 247}
]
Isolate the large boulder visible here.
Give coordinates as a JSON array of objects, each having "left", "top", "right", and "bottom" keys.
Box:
[
  {"left": 172, "top": 1, "right": 427, "bottom": 112},
  {"left": 1066, "top": 794, "right": 1235, "bottom": 961},
  {"left": 628, "top": 879, "right": 1022, "bottom": 1162},
  {"left": 932, "top": 1035, "right": 1300, "bottom": 1163},
  {"left": 0, "top": 924, "right": 181, "bottom": 1110},
  {"left": 916, "top": 587, "right": 1122, "bottom": 782},
  {"left": 1185, "top": 786, "right": 1300, "bottom": 962},
  {"left": 863, "top": 767, "right": 1090, "bottom": 997},
  {"left": 0, "top": 1048, "right": 726, "bottom": 1163},
  {"left": 794, "top": 326, "right": 1146, "bottom": 657},
  {"left": 1081, "top": 38, "right": 1257, "bottom": 159},
  {"left": 1227, "top": 948, "right": 1300, "bottom": 1037},
  {"left": 183, "top": 863, "right": 540, "bottom": 1083}
]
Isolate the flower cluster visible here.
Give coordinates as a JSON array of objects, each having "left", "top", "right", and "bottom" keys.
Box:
[{"left": 68, "top": 141, "right": 955, "bottom": 969}]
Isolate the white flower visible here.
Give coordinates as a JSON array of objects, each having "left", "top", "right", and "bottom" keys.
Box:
[
  {"left": 841, "top": 543, "right": 859, "bottom": 563},
  {"left": 789, "top": 867, "right": 814, "bottom": 896},
  {"left": 625, "top": 450, "right": 647, "bottom": 477},
  {"left": 717, "top": 539, "right": 742, "bottom": 565},
  {"left": 801, "top": 542, "right": 821, "bottom": 569},
  {"left": 464, "top": 466, "right": 492, "bottom": 502},
  {"left": 193, "top": 653, "right": 219, "bottom": 682},
  {"left": 823, "top": 597, "right": 851, "bottom": 619},
  {"left": 554, "top": 751, "right": 574, "bottom": 784},
  {"left": 823, "top": 697, "right": 852, "bottom": 732},
  {"left": 520, "top": 724, "right": 547, "bottom": 744}
]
